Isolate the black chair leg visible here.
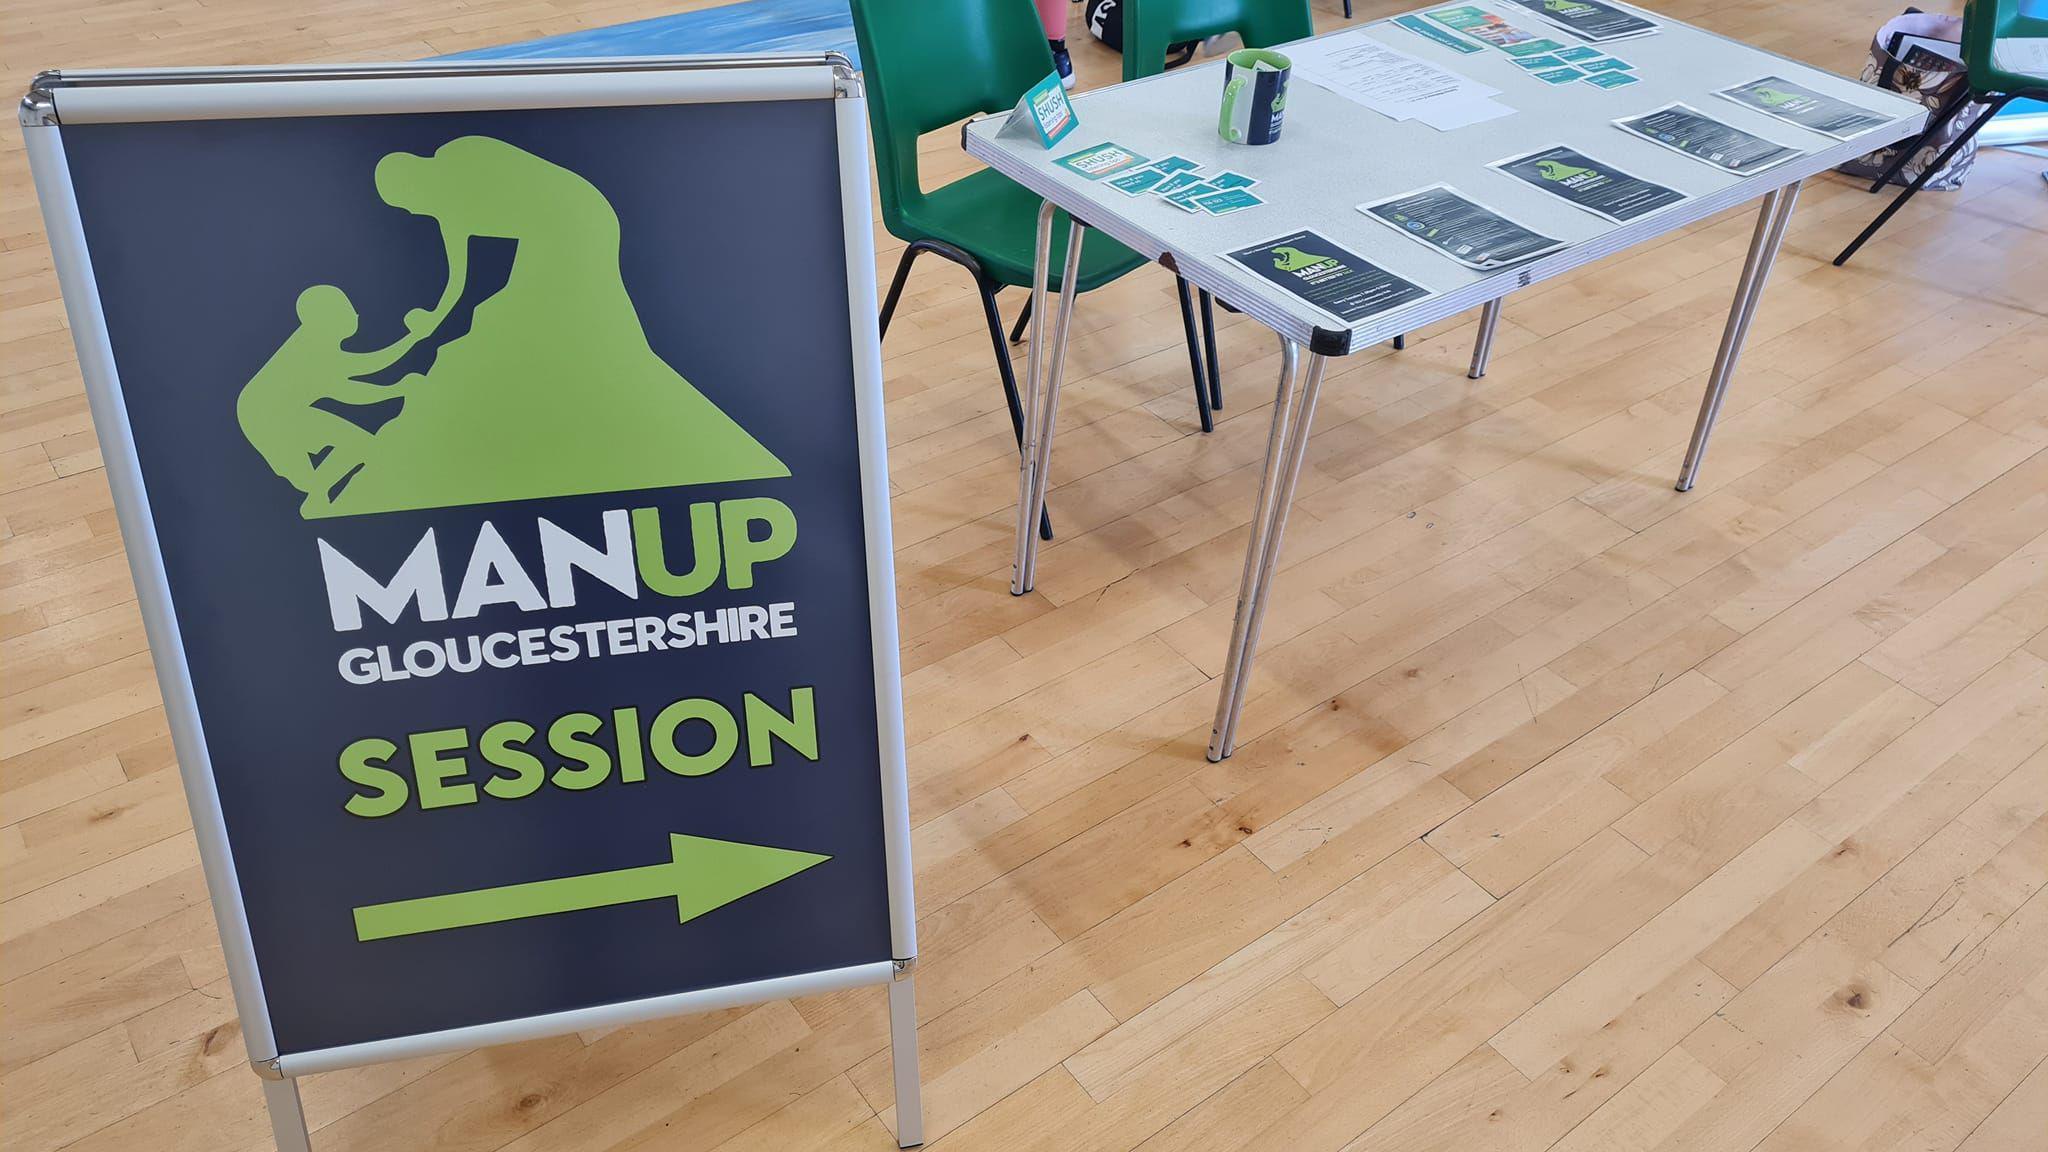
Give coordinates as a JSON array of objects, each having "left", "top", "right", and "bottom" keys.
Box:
[
  {"left": 1009, "top": 294, "right": 1033, "bottom": 344},
  {"left": 1176, "top": 278, "right": 1214, "bottom": 433},
  {"left": 1835, "top": 94, "right": 2011, "bottom": 267},
  {"left": 1392, "top": 334, "right": 1406, "bottom": 350},
  {"left": 975, "top": 279, "right": 1054, "bottom": 540},
  {"left": 1866, "top": 85, "right": 1974, "bottom": 193},
  {"left": 1198, "top": 289, "right": 1222, "bottom": 411},
  {"left": 877, "top": 244, "right": 922, "bottom": 339}
]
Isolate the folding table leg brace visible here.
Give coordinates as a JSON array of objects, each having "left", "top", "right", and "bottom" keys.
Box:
[{"left": 1676, "top": 180, "right": 1801, "bottom": 492}]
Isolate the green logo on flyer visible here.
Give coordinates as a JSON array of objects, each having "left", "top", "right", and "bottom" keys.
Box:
[
  {"left": 1270, "top": 245, "right": 1333, "bottom": 272},
  {"left": 1535, "top": 160, "right": 1595, "bottom": 182},
  {"left": 237, "top": 136, "right": 788, "bottom": 520}
]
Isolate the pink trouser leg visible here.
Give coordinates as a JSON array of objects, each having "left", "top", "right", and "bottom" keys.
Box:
[{"left": 1034, "top": 0, "right": 1068, "bottom": 38}]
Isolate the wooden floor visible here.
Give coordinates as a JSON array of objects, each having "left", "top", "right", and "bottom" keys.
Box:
[{"left": 5, "top": 0, "right": 2048, "bottom": 1149}]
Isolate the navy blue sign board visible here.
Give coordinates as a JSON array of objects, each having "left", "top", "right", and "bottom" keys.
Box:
[{"left": 21, "top": 57, "right": 922, "bottom": 1149}]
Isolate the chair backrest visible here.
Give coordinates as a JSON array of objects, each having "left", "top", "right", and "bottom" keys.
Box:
[
  {"left": 1961, "top": 0, "right": 2048, "bottom": 92},
  {"left": 849, "top": 0, "right": 1057, "bottom": 237},
  {"left": 1121, "top": 0, "right": 1315, "bottom": 83}
]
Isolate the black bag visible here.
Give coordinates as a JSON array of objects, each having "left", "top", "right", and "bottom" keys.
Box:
[{"left": 1084, "top": 0, "right": 1199, "bottom": 65}]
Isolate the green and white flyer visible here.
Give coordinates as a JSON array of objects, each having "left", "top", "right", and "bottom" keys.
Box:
[
  {"left": 1501, "top": 0, "right": 1658, "bottom": 43},
  {"left": 1229, "top": 230, "right": 1429, "bottom": 324},
  {"left": 1715, "top": 76, "right": 1891, "bottom": 140},
  {"left": 1360, "top": 184, "right": 1566, "bottom": 269},
  {"left": 1615, "top": 103, "right": 1803, "bottom": 174},
  {"left": 1491, "top": 144, "right": 1686, "bottom": 222}
]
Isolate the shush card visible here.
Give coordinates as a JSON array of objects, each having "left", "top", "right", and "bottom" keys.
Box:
[
  {"left": 1109, "top": 167, "right": 1171, "bottom": 195},
  {"left": 1145, "top": 155, "right": 1202, "bottom": 174},
  {"left": 1535, "top": 66, "right": 1586, "bottom": 83},
  {"left": 1053, "top": 142, "right": 1149, "bottom": 178},
  {"left": 1583, "top": 70, "right": 1639, "bottom": 87},
  {"left": 1153, "top": 170, "right": 1209, "bottom": 197},
  {"left": 1513, "top": 54, "right": 1567, "bottom": 69},
  {"left": 1164, "top": 180, "right": 1224, "bottom": 210},
  {"left": 1209, "top": 171, "right": 1259, "bottom": 190},
  {"left": 1579, "top": 57, "right": 1633, "bottom": 72},
  {"left": 1193, "top": 187, "right": 1264, "bottom": 214}
]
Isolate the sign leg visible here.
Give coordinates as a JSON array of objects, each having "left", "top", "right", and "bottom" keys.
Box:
[
  {"left": 261, "top": 1075, "right": 314, "bottom": 1152},
  {"left": 1675, "top": 181, "right": 1800, "bottom": 492},
  {"left": 888, "top": 974, "right": 925, "bottom": 1148}
]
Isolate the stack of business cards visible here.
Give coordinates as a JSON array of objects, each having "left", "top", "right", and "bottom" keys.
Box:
[{"left": 1106, "top": 155, "right": 1266, "bottom": 215}]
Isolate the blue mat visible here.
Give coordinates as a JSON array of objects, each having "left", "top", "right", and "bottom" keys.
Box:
[{"left": 441, "top": 0, "right": 858, "bottom": 68}]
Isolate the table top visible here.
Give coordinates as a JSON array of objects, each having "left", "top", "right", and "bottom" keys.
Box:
[{"left": 963, "top": 2, "right": 1927, "bottom": 355}]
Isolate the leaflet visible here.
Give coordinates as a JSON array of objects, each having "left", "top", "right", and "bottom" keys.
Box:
[
  {"left": 1289, "top": 29, "right": 1514, "bottom": 130},
  {"left": 1614, "top": 103, "right": 1803, "bottom": 174},
  {"left": 1491, "top": 144, "right": 1687, "bottom": 222},
  {"left": 1425, "top": 5, "right": 1555, "bottom": 54},
  {"left": 1359, "top": 184, "right": 1566, "bottom": 269},
  {"left": 1229, "top": 230, "right": 1430, "bottom": 324},
  {"left": 1715, "top": 76, "right": 1892, "bottom": 139},
  {"left": 1501, "top": 0, "right": 1659, "bottom": 43}
]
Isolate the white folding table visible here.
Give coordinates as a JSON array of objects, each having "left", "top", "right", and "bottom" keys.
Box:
[{"left": 963, "top": 3, "right": 1926, "bottom": 762}]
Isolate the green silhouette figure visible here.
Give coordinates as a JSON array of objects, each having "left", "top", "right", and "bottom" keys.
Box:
[
  {"left": 1754, "top": 86, "right": 1800, "bottom": 107},
  {"left": 1543, "top": 1, "right": 1594, "bottom": 14},
  {"left": 1535, "top": 160, "right": 1595, "bottom": 182},
  {"left": 1270, "top": 246, "right": 1332, "bottom": 272},
  {"left": 237, "top": 286, "right": 431, "bottom": 514},
  {"left": 237, "top": 136, "right": 788, "bottom": 519}
]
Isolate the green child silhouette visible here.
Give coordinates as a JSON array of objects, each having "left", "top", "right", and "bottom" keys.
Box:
[{"left": 235, "top": 285, "right": 435, "bottom": 514}]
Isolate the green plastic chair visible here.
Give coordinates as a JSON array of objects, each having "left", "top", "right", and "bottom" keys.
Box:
[
  {"left": 849, "top": 0, "right": 1219, "bottom": 493},
  {"left": 1835, "top": 0, "right": 2048, "bottom": 264}
]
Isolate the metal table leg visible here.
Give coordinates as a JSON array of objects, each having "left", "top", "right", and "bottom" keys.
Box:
[
  {"left": 1011, "top": 202, "right": 1086, "bottom": 595},
  {"left": 1209, "top": 341, "right": 1325, "bottom": 762},
  {"left": 1675, "top": 181, "right": 1801, "bottom": 492},
  {"left": 1468, "top": 298, "right": 1503, "bottom": 380}
]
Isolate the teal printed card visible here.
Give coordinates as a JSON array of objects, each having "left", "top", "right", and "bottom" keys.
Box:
[
  {"left": 1210, "top": 172, "right": 1259, "bottom": 190},
  {"left": 1584, "top": 71, "right": 1639, "bottom": 87},
  {"left": 1108, "top": 167, "right": 1170, "bottom": 195},
  {"left": 1146, "top": 156, "right": 1202, "bottom": 174},
  {"left": 1193, "top": 188, "right": 1264, "bottom": 214},
  {"left": 1580, "top": 57, "right": 1633, "bottom": 72},
  {"left": 999, "top": 72, "right": 1078, "bottom": 148},
  {"left": 1054, "top": 142, "right": 1149, "bottom": 178},
  {"left": 1153, "top": 170, "right": 1208, "bottom": 196},
  {"left": 1554, "top": 45, "right": 1602, "bottom": 61},
  {"left": 1535, "top": 66, "right": 1586, "bottom": 83},
  {"left": 1513, "top": 54, "right": 1567, "bottom": 69}
]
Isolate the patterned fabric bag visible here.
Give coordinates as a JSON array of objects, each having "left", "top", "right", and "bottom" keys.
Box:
[{"left": 1838, "top": 11, "right": 1984, "bottom": 190}]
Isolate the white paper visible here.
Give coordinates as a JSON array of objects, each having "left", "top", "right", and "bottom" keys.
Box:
[{"left": 1289, "top": 30, "right": 1515, "bottom": 131}]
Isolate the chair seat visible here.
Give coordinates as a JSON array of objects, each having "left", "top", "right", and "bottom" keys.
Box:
[
  {"left": 1991, "top": 36, "right": 2048, "bottom": 85},
  {"left": 897, "top": 168, "right": 1152, "bottom": 292}
]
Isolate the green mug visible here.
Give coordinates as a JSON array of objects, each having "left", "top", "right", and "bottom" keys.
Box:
[{"left": 1219, "top": 48, "right": 1291, "bottom": 145}]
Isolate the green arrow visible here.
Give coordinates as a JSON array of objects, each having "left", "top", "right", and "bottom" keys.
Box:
[{"left": 352, "top": 834, "right": 830, "bottom": 942}]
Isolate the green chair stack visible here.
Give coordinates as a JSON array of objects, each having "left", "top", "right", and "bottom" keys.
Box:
[
  {"left": 1835, "top": 0, "right": 2048, "bottom": 265},
  {"left": 849, "top": 0, "right": 1223, "bottom": 523}
]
